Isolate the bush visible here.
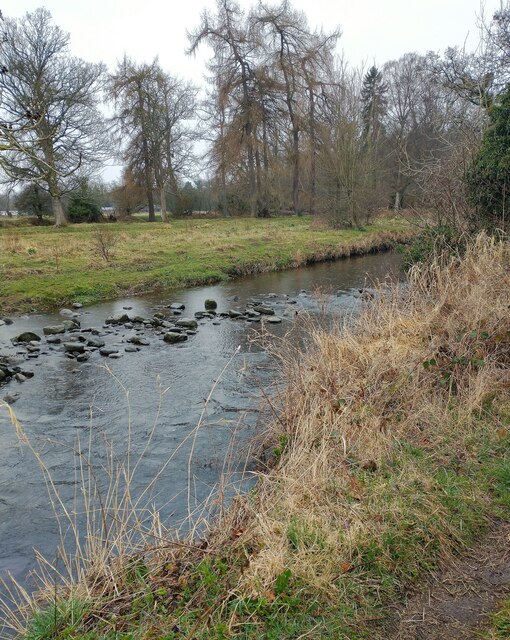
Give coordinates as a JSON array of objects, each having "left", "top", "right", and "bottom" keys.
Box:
[
  {"left": 400, "top": 225, "right": 466, "bottom": 271},
  {"left": 467, "top": 84, "right": 510, "bottom": 230},
  {"left": 68, "top": 188, "right": 102, "bottom": 223}
]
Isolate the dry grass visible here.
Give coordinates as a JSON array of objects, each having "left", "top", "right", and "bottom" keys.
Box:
[{"left": 227, "top": 234, "right": 510, "bottom": 594}]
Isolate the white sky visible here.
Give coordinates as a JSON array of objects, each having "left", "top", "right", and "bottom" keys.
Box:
[
  {"left": 1, "top": 0, "right": 503, "bottom": 181},
  {"left": 2, "top": 1, "right": 501, "bottom": 80}
]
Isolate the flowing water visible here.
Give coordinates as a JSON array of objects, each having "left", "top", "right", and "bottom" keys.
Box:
[{"left": 0, "top": 251, "right": 401, "bottom": 591}]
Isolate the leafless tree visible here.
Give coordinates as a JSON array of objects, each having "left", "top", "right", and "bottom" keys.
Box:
[{"left": 0, "top": 8, "right": 106, "bottom": 226}]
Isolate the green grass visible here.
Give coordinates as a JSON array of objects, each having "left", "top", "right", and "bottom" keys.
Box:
[{"left": 0, "top": 215, "right": 413, "bottom": 314}]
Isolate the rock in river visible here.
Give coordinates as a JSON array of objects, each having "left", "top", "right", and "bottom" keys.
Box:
[
  {"left": 164, "top": 332, "right": 188, "bottom": 344},
  {"left": 14, "top": 332, "right": 41, "bottom": 344},
  {"left": 64, "top": 342, "right": 85, "bottom": 354},
  {"left": 43, "top": 324, "right": 66, "bottom": 336},
  {"left": 253, "top": 305, "right": 275, "bottom": 315},
  {"left": 175, "top": 318, "right": 198, "bottom": 329}
]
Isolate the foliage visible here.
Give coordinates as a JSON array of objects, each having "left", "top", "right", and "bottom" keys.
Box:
[
  {"left": 68, "top": 182, "right": 103, "bottom": 223},
  {"left": 14, "top": 183, "right": 52, "bottom": 221},
  {"left": 400, "top": 225, "right": 466, "bottom": 271},
  {"left": 467, "top": 84, "right": 510, "bottom": 230}
]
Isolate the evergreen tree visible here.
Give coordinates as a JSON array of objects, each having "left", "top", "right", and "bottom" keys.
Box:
[
  {"left": 360, "top": 66, "right": 387, "bottom": 143},
  {"left": 467, "top": 84, "right": 510, "bottom": 229}
]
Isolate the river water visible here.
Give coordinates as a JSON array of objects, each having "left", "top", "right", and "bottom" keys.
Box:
[{"left": 0, "top": 251, "right": 401, "bottom": 592}]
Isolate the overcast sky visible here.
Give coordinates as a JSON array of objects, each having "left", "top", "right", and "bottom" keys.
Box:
[
  {"left": 3, "top": 0, "right": 502, "bottom": 81},
  {"left": 2, "top": 0, "right": 502, "bottom": 181}
]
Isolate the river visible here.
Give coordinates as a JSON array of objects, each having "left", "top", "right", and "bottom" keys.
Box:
[{"left": 0, "top": 251, "right": 401, "bottom": 593}]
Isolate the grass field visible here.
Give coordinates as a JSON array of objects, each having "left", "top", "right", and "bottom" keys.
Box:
[{"left": 0, "top": 214, "right": 414, "bottom": 314}]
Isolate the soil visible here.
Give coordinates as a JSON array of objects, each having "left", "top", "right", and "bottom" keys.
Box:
[{"left": 379, "top": 521, "right": 510, "bottom": 639}]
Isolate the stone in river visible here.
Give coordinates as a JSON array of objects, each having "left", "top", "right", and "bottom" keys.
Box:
[
  {"left": 265, "top": 316, "right": 282, "bottom": 324},
  {"left": 62, "top": 319, "right": 80, "bottom": 330},
  {"left": 175, "top": 318, "right": 198, "bottom": 329},
  {"left": 169, "top": 303, "right": 185, "bottom": 310},
  {"left": 87, "top": 337, "right": 106, "bottom": 348},
  {"left": 164, "top": 332, "right": 188, "bottom": 344},
  {"left": 14, "top": 332, "right": 41, "bottom": 343},
  {"left": 64, "top": 342, "right": 85, "bottom": 353},
  {"left": 99, "top": 347, "right": 119, "bottom": 356},
  {"left": 253, "top": 305, "right": 275, "bottom": 315},
  {"left": 204, "top": 299, "right": 218, "bottom": 311},
  {"left": 43, "top": 324, "right": 66, "bottom": 335},
  {"left": 128, "top": 335, "right": 150, "bottom": 346}
]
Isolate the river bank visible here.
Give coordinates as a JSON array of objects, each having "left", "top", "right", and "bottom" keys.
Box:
[
  {"left": 3, "top": 234, "right": 510, "bottom": 639},
  {"left": 0, "top": 214, "right": 413, "bottom": 314}
]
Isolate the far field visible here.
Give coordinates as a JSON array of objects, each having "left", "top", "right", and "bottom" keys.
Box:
[{"left": 0, "top": 214, "right": 414, "bottom": 314}]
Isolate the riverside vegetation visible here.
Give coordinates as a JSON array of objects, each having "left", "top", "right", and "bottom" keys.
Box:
[
  {"left": 2, "top": 233, "right": 510, "bottom": 639},
  {"left": 0, "top": 214, "right": 413, "bottom": 314}
]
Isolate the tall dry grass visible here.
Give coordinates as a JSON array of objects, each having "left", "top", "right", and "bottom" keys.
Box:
[{"left": 210, "top": 233, "right": 510, "bottom": 602}]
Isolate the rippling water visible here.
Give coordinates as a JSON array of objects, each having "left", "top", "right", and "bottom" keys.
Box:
[{"left": 0, "top": 251, "right": 401, "bottom": 590}]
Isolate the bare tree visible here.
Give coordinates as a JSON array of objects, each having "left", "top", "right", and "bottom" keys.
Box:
[
  {"left": 188, "top": 0, "right": 259, "bottom": 216},
  {"left": 0, "top": 8, "right": 106, "bottom": 226}
]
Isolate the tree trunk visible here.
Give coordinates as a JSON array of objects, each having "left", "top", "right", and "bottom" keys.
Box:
[
  {"left": 292, "top": 127, "right": 300, "bottom": 215},
  {"left": 52, "top": 196, "right": 67, "bottom": 227},
  {"left": 160, "top": 186, "right": 168, "bottom": 222}
]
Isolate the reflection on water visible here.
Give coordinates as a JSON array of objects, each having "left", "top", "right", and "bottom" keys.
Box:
[{"left": 0, "top": 251, "right": 401, "bottom": 588}]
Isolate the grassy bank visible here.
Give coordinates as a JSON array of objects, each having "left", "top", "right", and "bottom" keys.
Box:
[
  {"left": 0, "top": 214, "right": 413, "bottom": 314},
  {"left": 3, "top": 234, "right": 510, "bottom": 639}
]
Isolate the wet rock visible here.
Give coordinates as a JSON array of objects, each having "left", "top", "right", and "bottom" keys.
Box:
[
  {"left": 0, "top": 369, "right": 7, "bottom": 383},
  {"left": 105, "top": 313, "right": 130, "bottom": 325},
  {"left": 3, "top": 392, "right": 20, "bottom": 404},
  {"left": 245, "top": 309, "right": 261, "bottom": 318},
  {"left": 128, "top": 335, "right": 150, "bottom": 346},
  {"left": 186, "top": 330, "right": 197, "bottom": 335},
  {"left": 124, "top": 322, "right": 134, "bottom": 330},
  {"left": 229, "top": 309, "right": 244, "bottom": 319},
  {"left": 212, "top": 321, "right": 221, "bottom": 326},
  {"left": 14, "top": 373, "right": 27, "bottom": 382},
  {"left": 62, "top": 319, "right": 80, "bottom": 330},
  {"left": 59, "top": 308, "right": 76, "bottom": 317},
  {"left": 164, "top": 332, "right": 188, "bottom": 344},
  {"left": 123, "top": 306, "right": 132, "bottom": 310},
  {"left": 246, "top": 317, "right": 261, "bottom": 323},
  {"left": 172, "top": 310, "right": 182, "bottom": 316},
  {"left": 64, "top": 342, "right": 85, "bottom": 354},
  {"left": 99, "top": 347, "right": 119, "bottom": 356},
  {"left": 109, "top": 352, "right": 123, "bottom": 359},
  {"left": 1, "top": 318, "right": 13, "bottom": 325},
  {"left": 76, "top": 353, "right": 90, "bottom": 362},
  {"left": 26, "top": 344, "right": 40, "bottom": 353},
  {"left": 267, "top": 293, "right": 278, "bottom": 298},
  {"left": 125, "top": 345, "right": 139, "bottom": 353},
  {"left": 43, "top": 324, "right": 66, "bottom": 335},
  {"left": 72, "top": 302, "right": 83, "bottom": 309},
  {"left": 265, "top": 316, "right": 282, "bottom": 324},
  {"left": 87, "top": 337, "right": 106, "bottom": 348},
  {"left": 131, "top": 315, "right": 145, "bottom": 324},
  {"left": 205, "top": 299, "right": 218, "bottom": 311},
  {"left": 253, "top": 305, "right": 275, "bottom": 315},
  {"left": 153, "top": 312, "right": 165, "bottom": 319},
  {"left": 175, "top": 318, "right": 198, "bottom": 329},
  {"left": 14, "top": 332, "right": 41, "bottom": 344},
  {"left": 169, "top": 303, "right": 185, "bottom": 310}
]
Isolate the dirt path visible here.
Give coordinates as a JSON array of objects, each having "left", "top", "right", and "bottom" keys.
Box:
[{"left": 379, "top": 521, "right": 510, "bottom": 639}]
